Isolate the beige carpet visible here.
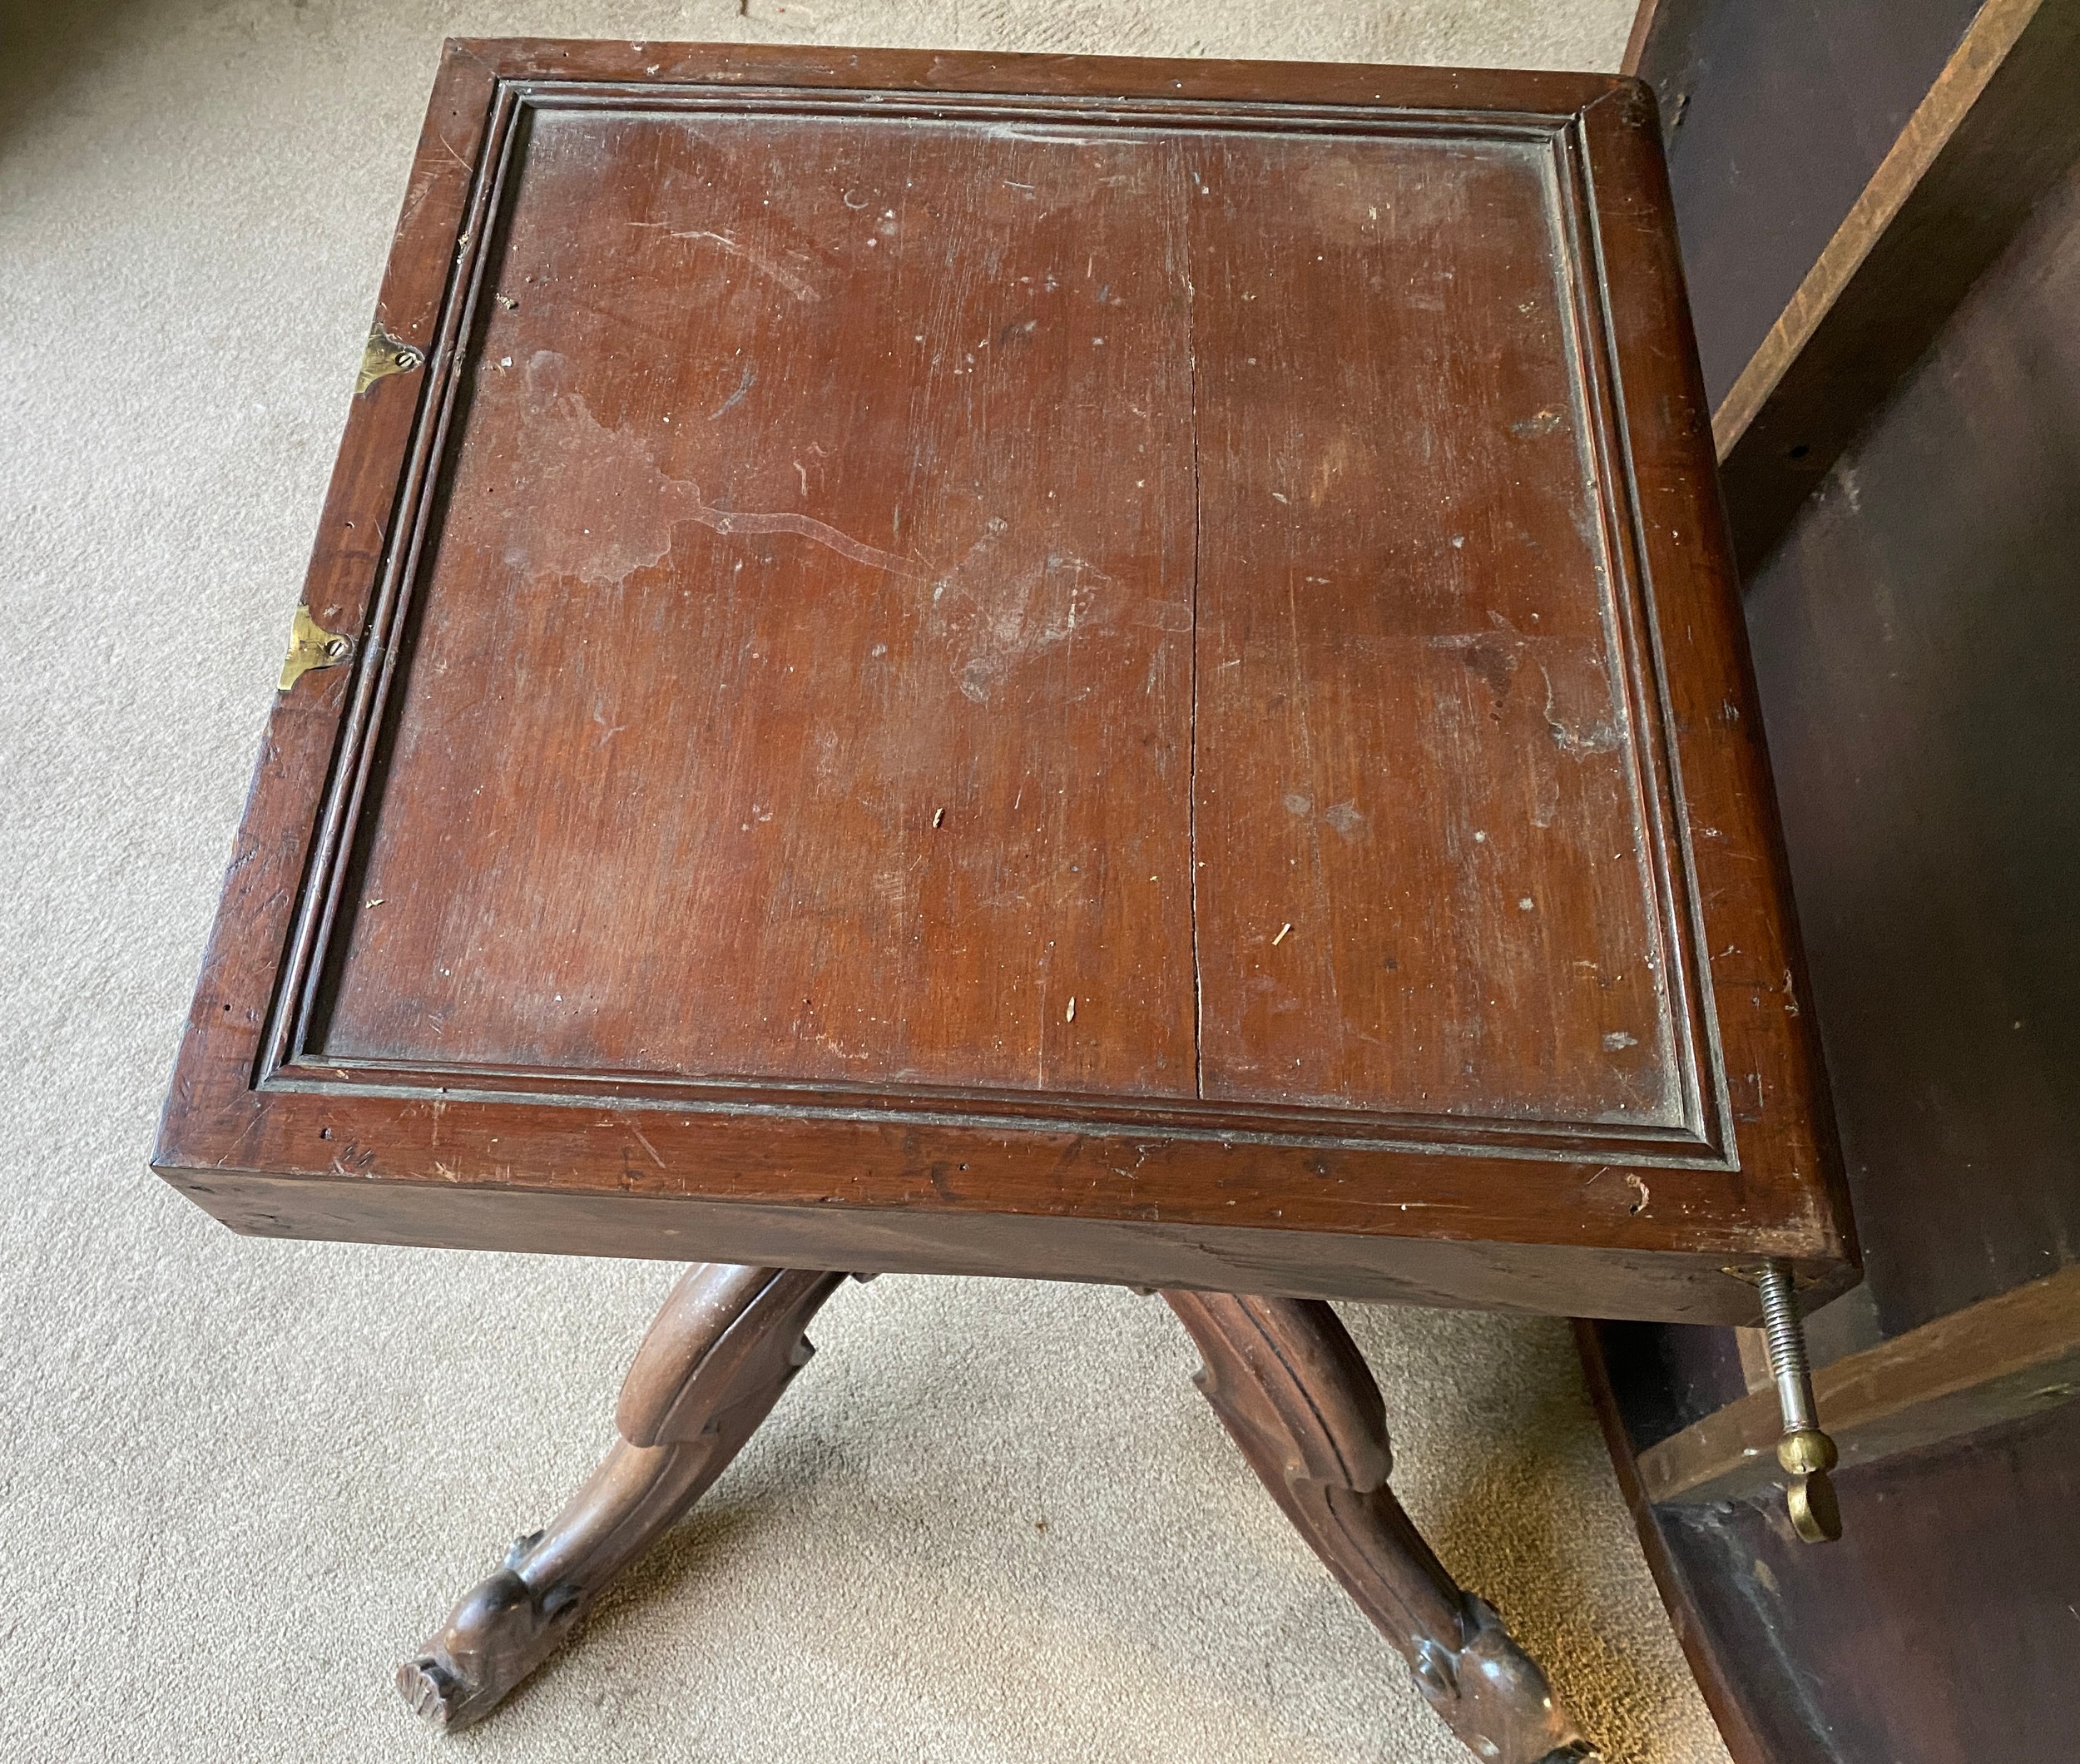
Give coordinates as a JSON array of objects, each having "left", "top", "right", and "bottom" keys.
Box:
[{"left": 0, "top": 2, "right": 1731, "bottom": 1760}]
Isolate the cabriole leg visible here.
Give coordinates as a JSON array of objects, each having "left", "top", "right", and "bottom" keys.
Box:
[
  {"left": 399, "top": 1263, "right": 847, "bottom": 1728},
  {"left": 1162, "top": 1290, "right": 1597, "bottom": 1764}
]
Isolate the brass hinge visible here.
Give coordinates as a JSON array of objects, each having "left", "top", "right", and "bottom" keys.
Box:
[
  {"left": 279, "top": 603, "right": 354, "bottom": 691},
  {"left": 357, "top": 321, "right": 424, "bottom": 395}
]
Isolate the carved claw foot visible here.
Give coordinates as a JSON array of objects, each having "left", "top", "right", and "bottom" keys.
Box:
[
  {"left": 1413, "top": 1594, "right": 1599, "bottom": 1764},
  {"left": 399, "top": 1265, "right": 847, "bottom": 1729},
  {"left": 397, "top": 1531, "right": 582, "bottom": 1728},
  {"left": 1161, "top": 1289, "right": 1597, "bottom": 1764}
]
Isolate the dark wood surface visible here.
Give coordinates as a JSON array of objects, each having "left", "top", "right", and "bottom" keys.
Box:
[
  {"left": 154, "top": 40, "right": 1854, "bottom": 1322},
  {"left": 1682, "top": 1396, "right": 2080, "bottom": 1764},
  {"left": 1583, "top": 1321, "right": 2080, "bottom": 1764},
  {"left": 1632, "top": 0, "right": 1981, "bottom": 410},
  {"left": 1586, "top": 37, "right": 2080, "bottom": 1753},
  {"left": 1591, "top": 1312, "right": 1750, "bottom": 1449},
  {"left": 165, "top": 1166, "right": 1839, "bottom": 1320},
  {"left": 1711, "top": 0, "right": 2080, "bottom": 572},
  {"left": 1745, "top": 146, "right": 2080, "bottom": 1337},
  {"left": 1661, "top": 1395, "right": 2080, "bottom": 1764}
]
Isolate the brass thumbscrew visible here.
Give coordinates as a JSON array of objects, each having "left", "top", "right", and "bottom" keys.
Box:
[{"left": 1759, "top": 1260, "right": 1840, "bottom": 1542}]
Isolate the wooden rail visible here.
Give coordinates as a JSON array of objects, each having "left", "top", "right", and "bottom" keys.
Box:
[
  {"left": 1706, "top": 0, "right": 2080, "bottom": 571},
  {"left": 1637, "top": 1263, "right": 2080, "bottom": 1504}
]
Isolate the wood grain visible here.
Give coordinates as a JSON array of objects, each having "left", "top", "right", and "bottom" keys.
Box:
[
  {"left": 325, "top": 106, "right": 1200, "bottom": 1098},
  {"left": 1710, "top": 0, "right": 2080, "bottom": 569},
  {"left": 169, "top": 1158, "right": 1848, "bottom": 1321},
  {"left": 1187, "top": 125, "right": 1684, "bottom": 1129}
]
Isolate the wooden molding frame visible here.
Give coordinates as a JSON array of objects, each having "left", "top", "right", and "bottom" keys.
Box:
[
  {"left": 153, "top": 42, "right": 1858, "bottom": 1323},
  {"left": 1708, "top": 0, "right": 2080, "bottom": 572},
  {"left": 260, "top": 77, "right": 1743, "bottom": 1176},
  {"left": 1636, "top": 1262, "right": 2080, "bottom": 1504}
]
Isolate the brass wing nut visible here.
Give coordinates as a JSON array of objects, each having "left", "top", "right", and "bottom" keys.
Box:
[
  {"left": 1758, "top": 1261, "right": 1843, "bottom": 1544},
  {"left": 280, "top": 604, "right": 354, "bottom": 691}
]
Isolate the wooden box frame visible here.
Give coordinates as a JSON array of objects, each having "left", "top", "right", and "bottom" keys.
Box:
[{"left": 153, "top": 42, "right": 1856, "bottom": 1325}]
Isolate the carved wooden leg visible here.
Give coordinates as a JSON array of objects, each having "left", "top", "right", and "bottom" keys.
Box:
[
  {"left": 399, "top": 1263, "right": 848, "bottom": 1729},
  {"left": 1162, "top": 1291, "right": 1597, "bottom": 1764}
]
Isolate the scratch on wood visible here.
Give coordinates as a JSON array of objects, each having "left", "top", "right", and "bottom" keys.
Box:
[
  {"left": 669, "top": 228, "right": 821, "bottom": 301},
  {"left": 708, "top": 364, "right": 755, "bottom": 419},
  {"left": 701, "top": 503, "right": 925, "bottom": 577}
]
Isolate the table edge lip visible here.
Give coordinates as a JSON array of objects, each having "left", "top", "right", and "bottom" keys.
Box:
[{"left": 441, "top": 38, "right": 1637, "bottom": 114}]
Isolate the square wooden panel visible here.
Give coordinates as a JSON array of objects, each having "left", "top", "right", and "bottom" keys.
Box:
[{"left": 155, "top": 42, "right": 1857, "bottom": 1324}]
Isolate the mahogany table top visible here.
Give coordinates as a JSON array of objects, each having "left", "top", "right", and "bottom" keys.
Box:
[{"left": 155, "top": 41, "right": 1856, "bottom": 1324}]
